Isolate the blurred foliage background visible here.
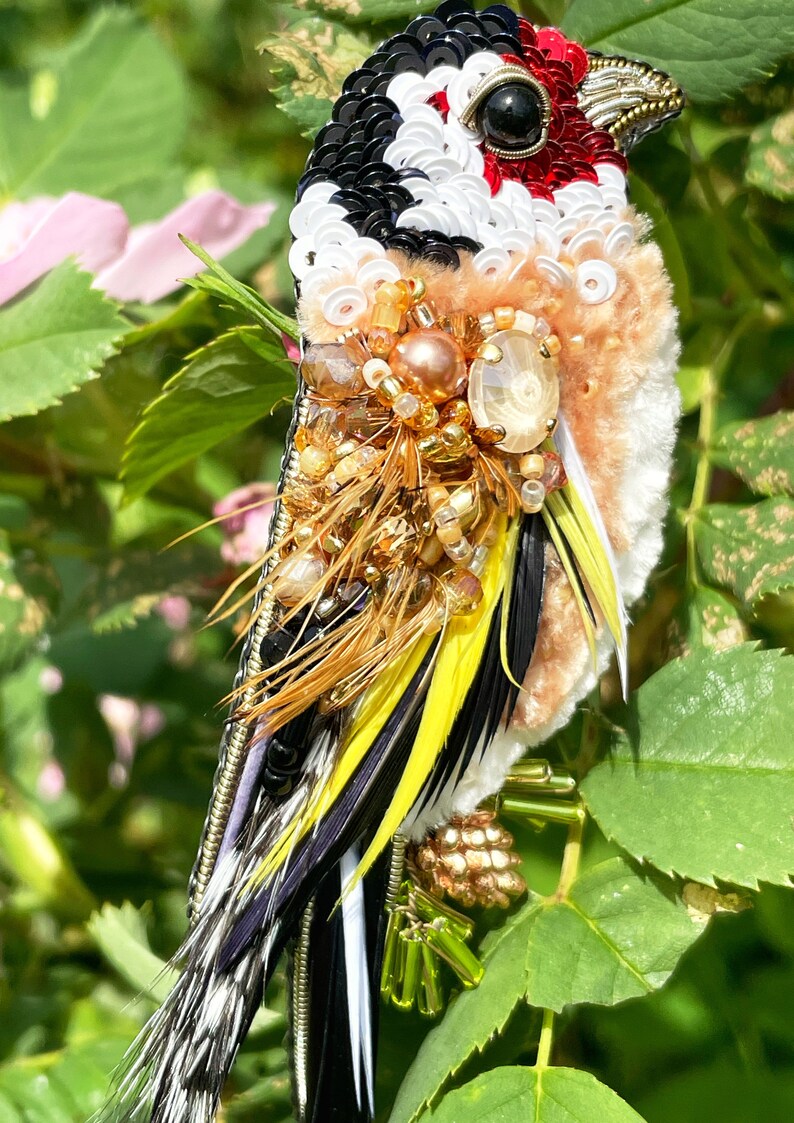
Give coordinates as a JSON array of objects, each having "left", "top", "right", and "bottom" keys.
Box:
[{"left": 0, "top": 1, "right": 792, "bottom": 1120}]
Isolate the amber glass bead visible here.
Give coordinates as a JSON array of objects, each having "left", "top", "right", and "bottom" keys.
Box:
[
  {"left": 371, "top": 303, "right": 402, "bottom": 333},
  {"left": 305, "top": 402, "right": 346, "bottom": 450},
  {"left": 447, "top": 311, "right": 484, "bottom": 357},
  {"left": 368, "top": 327, "right": 397, "bottom": 357},
  {"left": 294, "top": 426, "right": 309, "bottom": 452},
  {"left": 370, "top": 516, "right": 419, "bottom": 571},
  {"left": 345, "top": 402, "right": 390, "bottom": 441},
  {"left": 302, "top": 342, "right": 365, "bottom": 399},
  {"left": 444, "top": 568, "right": 483, "bottom": 615},
  {"left": 282, "top": 480, "right": 323, "bottom": 518},
  {"left": 541, "top": 451, "right": 568, "bottom": 493},
  {"left": 343, "top": 333, "right": 371, "bottom": 367},
  {"left": 439, "top": 399, "right": 472, "bottom": 428}
]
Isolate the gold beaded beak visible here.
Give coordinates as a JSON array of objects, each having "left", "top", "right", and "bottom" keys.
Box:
[
  {"left": 578, "top": 55, "right": 686, "bottom": 151},
  {"left": 459, "top": 64, "right": 552, "bottom": 160}
]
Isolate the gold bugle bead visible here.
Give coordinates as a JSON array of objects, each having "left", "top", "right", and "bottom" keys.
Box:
[{"left": 411, "top": 301, "right": 437, "bottom": 329}]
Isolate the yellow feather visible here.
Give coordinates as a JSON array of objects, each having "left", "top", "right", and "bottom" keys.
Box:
[
  {"left": 243, "top": 633, "right": 434, "bottom": 893},
  {"left": 351, "top": 514, "right": 518, "bottom": 889}
]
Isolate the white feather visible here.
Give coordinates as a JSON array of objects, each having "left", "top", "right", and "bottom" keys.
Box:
[{"left": 340, "top": 846, "right": 375, "bottom": 1115}]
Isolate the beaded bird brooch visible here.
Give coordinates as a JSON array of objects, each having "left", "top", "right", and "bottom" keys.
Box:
[{"left": 103, "top": 4, "right": 685, "bottom": 1121}]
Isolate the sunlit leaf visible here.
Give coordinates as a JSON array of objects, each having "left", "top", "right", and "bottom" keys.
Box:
[
  {"left": 582, "top": 645, "right": 794, "bottom": 888},
  {"left": 0, "top": 261, "right": 126, "bottom": 421},
  {"left": 427, "top": 1065, "right": 646, "bottom": 1123},
  {"left": 121, "top": 327, "right": 296, "bottom": 500},
  {"left": 746, "top": 109, "right": 794, "bottom": 201},
  {"left": 694, "top": 499, "right": 794, "bottom": 608},
  {"left": 563, "top": 0, "right": 794, "bottom": 104},
  {"left": 711, "top": 412, "right": 794, "bottom": 497}
]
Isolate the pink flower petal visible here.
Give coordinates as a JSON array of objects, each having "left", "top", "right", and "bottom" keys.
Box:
[
  {"left": 0, "top": 193, "right": 129, "bottom": 306},
  {"left": 95, "top": 190, "right": 276, "bottom": 303}
]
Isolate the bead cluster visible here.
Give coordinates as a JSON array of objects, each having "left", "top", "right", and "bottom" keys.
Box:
[
  {"left": 274, "top": 270, "right": 568, "bottom": 622},
  {"left": 411, "top": 809, "right": 526, "bottom": 909}
]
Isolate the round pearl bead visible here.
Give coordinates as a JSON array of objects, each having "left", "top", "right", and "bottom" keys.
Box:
[{"left": 388, "top": 329, "right": 467, "bottom": 405}]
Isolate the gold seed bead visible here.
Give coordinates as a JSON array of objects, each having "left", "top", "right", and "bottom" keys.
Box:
[
  {"left": 544, "top": 334, "right": 562, "bottom": 356},
  {"left": 493, "top": 306, "right": 515, "bottom": 331},
  {"left": 519, "top": 453, "right": 545, "bottom": 479},
  {"left": 294, "top": 426, "right": 309, "bottom": 452},
  {"left": 293, "top": 523, "right": 314, "bottom": 546},
  {"left": 375, "top": 374, "right": 404, "bottom": 407},
  {"left": 404, "top": 401, "right": 439, "bottom": 431},
  {"left": 569, "top": 333, "right": 585, "bottom": 352},
  {"left": 407, "top": 276, "right": 427, "bottom": 303},
  {"left": 299, "top": 446, "right": 332, "bottom": 480}
]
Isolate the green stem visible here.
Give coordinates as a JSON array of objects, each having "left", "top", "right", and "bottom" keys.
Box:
[
  {"left": 536, "top": 1008, "right": 556, "bottom": 1070},
  {"left": 684, "top": 309, "right": 764, "bottom": 589},
  {"left": 681, "top": 122, "right": 794, "bottom": 315},
  {"left": 556, "top": 811, "right": 585, "bottom": 901}
]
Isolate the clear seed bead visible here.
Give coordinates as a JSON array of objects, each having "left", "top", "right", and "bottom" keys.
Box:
[{"left": 520, "top": 478, "right": 547, "bottom": 513}]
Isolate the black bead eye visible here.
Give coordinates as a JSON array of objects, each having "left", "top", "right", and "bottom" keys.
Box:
[{"left": 460, "top": 65, "right": 551, "bottom": 160}]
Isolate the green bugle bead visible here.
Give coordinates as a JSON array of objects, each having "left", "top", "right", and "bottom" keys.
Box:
[
  {"left": 423, "top": 920, "right": 485, "bottom": 989},
  {"left": 418, "top": 943, "right": 444, "bottom": 1019}
]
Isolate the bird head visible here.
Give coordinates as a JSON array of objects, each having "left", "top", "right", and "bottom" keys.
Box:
[{"left": 289, "top": 1, "right": 685, "bottom": 288}]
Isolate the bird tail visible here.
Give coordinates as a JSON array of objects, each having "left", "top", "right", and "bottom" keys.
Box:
[{"left": 289, "top": 844, "right": 392, "bottom": 1123}]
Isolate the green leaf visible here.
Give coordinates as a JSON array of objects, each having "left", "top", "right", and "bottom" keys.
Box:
[
  {"left": 675, "top": 585, "right": 749, "bottom": 655},
  {"left": 259, "top": 17, "right": 369, "bottom": 139},
  {"left": 0, "top": 261, "right": 127, "bottom": 421},
  {"left": 562, "top": 0, "right": 794, "bottom": 104},
  {"left": 121, "top": 327, "right": 295, "bottom": 500},
  {"left": 181, "top": 237, "right": 299, "bottom": 341},
  {"left": 746, "top": 109, "right": 794, "bottom": 201},
  {"left": 694, "top": 499, "right": 794, "bottom": 608},
  {"left": 0, "top": 9, "right": 186, "bottom": 199},
  {"left": 426, "top": 1066, "right": 646, "bottom": 1123},
  {"left": 581, "top": 645, "right": 794, "bottom": 889},
  {"left": 88, "top": 902, "right": 179, "bottom": 1004},
  {"left": 390, "top": 858, "right": 703, "bottom": 1123},
  {"left": 0, "top": 1034, "right": 130, "bottom": 1121},
  {"left": 711, "top": 412, "right": 794, "bottom": 497}
]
